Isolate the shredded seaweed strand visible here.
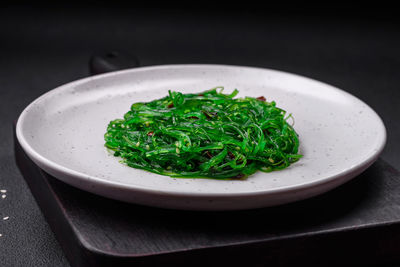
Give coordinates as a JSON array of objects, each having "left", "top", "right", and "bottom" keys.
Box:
[{"left": 104, "top": 88, "right": 301, "bottom": 179}]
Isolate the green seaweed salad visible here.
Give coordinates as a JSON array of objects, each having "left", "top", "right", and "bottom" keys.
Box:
[{"left": 104, "top": 87, "right": 301, "bottom": 179}]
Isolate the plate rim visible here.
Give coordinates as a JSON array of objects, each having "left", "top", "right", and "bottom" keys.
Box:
[{"left": 16, "top": 64, "right": 387, "bottom": 199}]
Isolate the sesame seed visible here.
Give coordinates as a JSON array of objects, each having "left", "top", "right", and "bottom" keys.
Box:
[
  {"left": 1, "top": 195, "right": 5, "bottom": 199},
  {"left": 269, "top": 158, "right": 274, "bottom": 163},
  {"left": 176, "top": 148, "right": 180, "bottom": 154},
  {"left": 135, "top": 142, "right": 140, "bottom": 147},
  {"left": 145, "top": 145, "right": 150, "bottom": 150},
  {"left": 0, "top": 190, "right": 6, "bottom": 193},
  {"left": 3, "top": 216, "right": 9, "bottom": 221},
  {"left": 0, "top": 234, "right": 2, "bottom": 237}
]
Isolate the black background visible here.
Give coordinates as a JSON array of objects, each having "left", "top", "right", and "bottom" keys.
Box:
[{"left": 1, "top": 5, "right": 400, "bottom": 266}]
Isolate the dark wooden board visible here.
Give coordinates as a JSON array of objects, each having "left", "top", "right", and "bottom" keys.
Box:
[{"left": 14, "top": 131, "right": 400, "bottom": 267}]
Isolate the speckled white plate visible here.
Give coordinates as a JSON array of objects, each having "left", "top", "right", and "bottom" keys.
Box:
[{"left": 16, "top": 65, "right": 386, "bottom": 210}]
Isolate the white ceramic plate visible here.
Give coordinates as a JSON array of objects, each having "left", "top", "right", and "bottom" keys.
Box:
[{"left": 16, "top": 65, "right": 386, "bottom": 210}]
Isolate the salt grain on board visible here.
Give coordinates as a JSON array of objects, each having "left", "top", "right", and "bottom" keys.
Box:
[{"left": 1, "top": 189, "right": 9, "bottom": 238}]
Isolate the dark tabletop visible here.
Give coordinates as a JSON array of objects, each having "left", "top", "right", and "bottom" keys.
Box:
[{"left": 1, "top": 5, "right": 400, "bottom": 266}]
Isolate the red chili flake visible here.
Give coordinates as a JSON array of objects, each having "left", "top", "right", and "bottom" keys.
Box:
[
  {"left": 228, "top": 151, "right": 235, "bottom": 159},
  {"left": 198, "top": 93, "right": 204, "bottom": 96},
  {"left": 202, "top": 110, "right": 211, "bottom": 119},
  {"left": 256, "top": 96, "right": 266, "bottom": 101},
  {"left": 202, "top": 111, "right": 217, "bottom": 119},
  {"left": 205, "top": 151, "right": 213, "bottom": 159},
  {"left": 147, "top": 131, "right": 154, "bottom": 136},
  {"left": 263, "top": 129, "right": 271, "bottom": 135},
  {"left": 167, "top": 103, "right": 174, "bottom": 108},
  {"left": 231, "top": 173, "right": 246, "bottom": 180},
  {"left": 188, "top": 116, "right": 199, "bottom": 119}
]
